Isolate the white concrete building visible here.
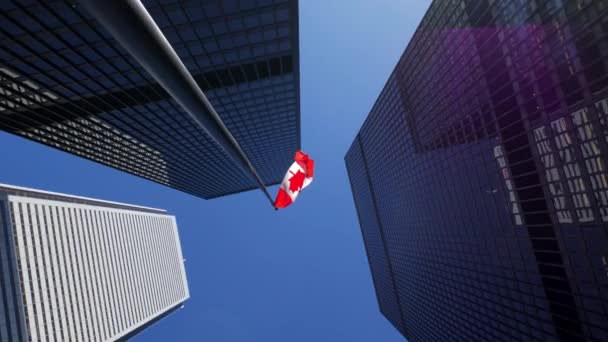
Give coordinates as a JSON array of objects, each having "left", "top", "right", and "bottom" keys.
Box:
[{"left": 0, "top": 183, "right": 189, "bottom": 342}]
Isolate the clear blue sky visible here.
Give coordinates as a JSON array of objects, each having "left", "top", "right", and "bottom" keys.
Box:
[{"left": 0, "top": 1, "right": 429, "bottom": 341}]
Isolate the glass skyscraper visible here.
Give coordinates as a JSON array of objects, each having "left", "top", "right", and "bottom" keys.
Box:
[
  {"left": 0, "top": 183, "right": 189, "bottom": 342},
  {"left": 346, "top": 0, "right": 608, "bottom": 340},
  {"left": 0, "top": 0, "right": 300, "bottom": 199}
]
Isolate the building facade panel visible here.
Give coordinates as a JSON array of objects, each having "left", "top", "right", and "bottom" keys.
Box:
[
  {"left": 346, "top": 0, "right": 608, "bottom": 340},
  {"left": 345, "top": 137, "right": 405, "bottom": 335},
  {"left": 0, "top": 184, "right": 189, "bottom": 342},
  {"left": 0, "top": 0, "right": 300, "bottom": 199},
  {"left": 0, "top": 196, "right": 27, "bottom": 342}
]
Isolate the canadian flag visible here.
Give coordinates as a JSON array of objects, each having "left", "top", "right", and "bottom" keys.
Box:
[{"left": 274, "top": 150, "right": 314, "bottom": 209}]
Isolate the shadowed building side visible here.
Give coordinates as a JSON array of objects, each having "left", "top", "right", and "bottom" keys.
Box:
[
  {"left": 346, "top": 0, "right": 608, "bottom": 340},
  {"left": 0, "top": 0, "right": 300, "bottom": 199}
]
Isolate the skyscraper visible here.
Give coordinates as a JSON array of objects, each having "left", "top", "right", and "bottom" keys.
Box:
[
  {"left": 346, "top": 0, "right": 608, "bottom": 340},
  {"left": 0, "top": 0, "right": 300, "bottom": 199},
  {"left": 0, "top": 183, "right": 189, "bottom": 342}
]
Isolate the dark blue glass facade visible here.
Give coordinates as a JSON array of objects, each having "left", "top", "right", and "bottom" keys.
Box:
[
  {"left": 346, "top": 0, "right": 608, "bottom": 340},
  {"left": 0, "top": 0, "right": 300, "bottom": 199},
  {"left": 346, "top": 137, "right": 406, "bottom": 336}
]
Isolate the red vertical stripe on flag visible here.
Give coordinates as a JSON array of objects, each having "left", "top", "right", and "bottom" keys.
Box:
[
  {"left": 274, "top": 188, "right": 293, "bottom": 208},
  {"left": 306, "top": 159, "right": 314, "bottom": 178}
]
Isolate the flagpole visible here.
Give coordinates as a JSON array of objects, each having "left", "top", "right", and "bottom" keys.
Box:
[{"left": 80, "top": 0, "right": 275, "bottom": 207}]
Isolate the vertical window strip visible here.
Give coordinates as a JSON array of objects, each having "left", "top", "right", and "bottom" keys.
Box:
[
  {"left": 119, "top": 212, "right": 136, "bottom": 328},
  {"left": 85, "top": 209, "right": 102, "bottom": 340},
  {"left": 58, "top": 207, "right": 78, "bottom": 342},
  {"left": 92, "top": 210, "right": 110, "bottom": 341},
  {"left": 170, "top": 218, "right": 183, "bottom": 301},
  {"left": 533, "top": 123, "right": 574, "bottom": 223},
  {"left": 166, "top": 217, "right": 183, "bottom": 301},
  {"left": 153, "top": 216, "right": 169, "bottom": 311},
  {"left": 153, "top": 216, "right": 168, "bottom": 308},
  {"left": 66, "top": 207, "right": 86, "bottom": 341},
  {"left": 46, "top": 205, "right": 65, "bottom": 342},
  {"left": 154, "top": 217, "right": 173, "bottom": 309},
  {"left": 52, "top": 205, "right": 74, "bottom": 342},
  {"left": 164, "top": 217, "right": 181, "bottom": 302},
  {"left": 131, "top": 213, "right": 140, "bottom": 325},
  {"left": 595, "top": 98, "right": 608, "bottom": 146},
  {"left": 13, "top": 202, "right": 37, "bottom": 342},
  {"left": 106, "top": 212, "right": 123, "bottom": 333},
  {"left": 572, "top": 107, "right": 608, "bottom": 221},
  {"left": 26, "top": 203, "right": 48, "bottom": 342},
  {"left": 81, "top": 208, "right": 100, "bottom": 341},
  {"left": 155, "top": 217, "right": 170, "bottom": 307},
  {"left": 134, "top": 214, "right": 152, "bottom": 319},
  {"left": 551, "top": 117, "right": 594, "bottom": 222},
  {"left": 131, "top": 213, "right": 144, "bottom": 325},
  {"left": 168, "top": 216, "right": 186, "bottom": 298},
  {"left": 493, "top": 144, "right": 524, "bottom": 225},
  {"left": 140, "top": 215, "right": 152, "bottom": 315},
  {"left": 41, "top": 205, "right": 62, "bottom": 342},
  {"left": 146, "top": 215, "right": 162, "bottom": 314},
  {"left": 82, "top": 207, "right": 104, "bottom": 341},
  {"left": 38, "top": 205, "right": 58, "bottom": 342},
  {"left": 123, "top": 212, "right": 139, "bottom": 324},
  {"left": 111, "top": 211, "right": 128, "bottom": 333},
  {"left": 37, "top": 204, "right": 56, "bottom": 342},
  {"left": 0, "top": 202, "right": 9, "bottom": 342},
  {"left": 101, "top": 211, "right": 120, "bottom": 337},
  {"left": 73, "top": 208, "right": 94, "bottom": 341},
  {"left": 1, "top": 202, "right": 17, "bottom": 342},
  {"left": 157, "top": 217, "right": 172, "bottom": 309},
  {"left": 7, "top": 201, "right": 26, "bottom": 342},
  {"left": 172, "top": 216, "right": 188, "bottom": 298}
]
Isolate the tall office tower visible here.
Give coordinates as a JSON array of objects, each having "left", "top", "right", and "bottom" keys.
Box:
[
  {"left": 0, "top": 184, "right": 189, "bottom": 342},
  {"left": 0, "top": 0, "right": 300, "bottom": 199},
  {"left": 346, "top": 0, "right": 608, "bottom": 340}
]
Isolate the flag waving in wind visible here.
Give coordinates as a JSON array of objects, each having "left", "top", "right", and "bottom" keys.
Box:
[{"left": 274, "top": 150, "right": 314, "bottom": 209}]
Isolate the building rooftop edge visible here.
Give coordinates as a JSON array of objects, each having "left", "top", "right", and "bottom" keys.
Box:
[{"left": 0, "top": 183, "right": 167, "bottom": 213}]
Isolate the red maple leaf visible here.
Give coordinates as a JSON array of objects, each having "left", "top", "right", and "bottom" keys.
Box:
[{"left": 288, "top": 169, "right": 307, "bottom": 193}]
